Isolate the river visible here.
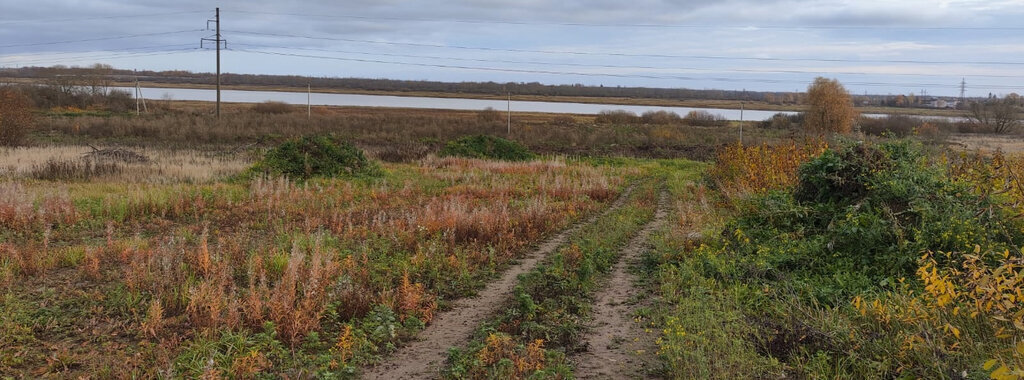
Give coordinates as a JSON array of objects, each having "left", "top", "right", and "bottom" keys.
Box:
[
  {"left": 123, "top": 86, "right": 793, "bottom": 121},
  {"left": 123, "top": 86, "right": 965, "bottom": 122}
]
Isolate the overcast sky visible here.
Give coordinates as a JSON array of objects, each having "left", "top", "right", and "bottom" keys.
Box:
[{"left": 2, "top": 0, "right": 1024, "bottom": 96}]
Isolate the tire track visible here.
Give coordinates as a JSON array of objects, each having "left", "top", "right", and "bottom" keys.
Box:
[
  {"left": 361, "top": 184, "right": 636, "bottom": 380},
  {"left": 571, "top": 189, "right": 669, "bottom": 379}
]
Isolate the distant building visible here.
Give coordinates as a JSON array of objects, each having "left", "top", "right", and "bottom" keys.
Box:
[{"left": 928, "top": 98, "right": 958, "bottom": 109}]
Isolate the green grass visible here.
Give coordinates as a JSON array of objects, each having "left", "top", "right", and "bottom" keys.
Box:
[{"left": 443, "top": 160, "right": 704, "bottom": 379}]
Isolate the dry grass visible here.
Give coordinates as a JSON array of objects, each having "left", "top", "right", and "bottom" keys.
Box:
[
  {"left": 0, "top": 145, "right": 251, "bottom": 183},
  {"left": 35, "top": 106, "right": 792, "bottom": 160},
  {"left": 950, "top": 133, "right": 1024, "bottom": 153}
]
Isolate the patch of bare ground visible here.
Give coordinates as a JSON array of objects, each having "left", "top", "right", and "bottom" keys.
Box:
[
  {"left": 571, "top": 189, "right": 669, "bottom": 379},
  {"left": 361, "top": 184, "right": 636, "bottom": 380}
]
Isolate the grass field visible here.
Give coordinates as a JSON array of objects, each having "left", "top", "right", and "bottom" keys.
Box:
[{"left": 2, "top": 90, "right": 1023, "bottom": 378}]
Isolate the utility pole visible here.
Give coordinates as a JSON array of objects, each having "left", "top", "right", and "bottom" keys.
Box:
[
  {"left": 307, "top": 83, "right": 311, "bottom": 119},
  {"left": 201, "top": 8, "right": 225, "bottom": 118},
  {"left": 739, "top": 102, "right": 744, "bottom": 145},
  {"left": 134, "top": 70, "right": 148, "bottom": 115},
  {"left": 507, "top": 92, "right": 511, "bottom": 136},
  {"left": 135, "top": 70, "right": 140, "bottom": 116}
]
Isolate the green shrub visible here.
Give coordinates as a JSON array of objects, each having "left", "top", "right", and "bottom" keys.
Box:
[
  {"left": 728, "top": 140, "right": 1019, "bottom": 299},
  {"left": 252, "top": 135, "right": 379, "bottom": 180},
  {"left": 438, "top": 135, "right": 535, "bottom": 161}
]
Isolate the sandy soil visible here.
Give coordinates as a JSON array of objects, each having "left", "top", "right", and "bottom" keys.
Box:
[
  {"left": 360, "top": 185, "right": 636, "bottom": 380},
  {"left": 571, "top": 190, "right": 669, "bottom": 379}
]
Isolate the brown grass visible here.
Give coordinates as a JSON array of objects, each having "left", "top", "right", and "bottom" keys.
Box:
[
  {"left": 949, "top": 133, "right": 1024, "bottom": 153},
  {"left": 34, "top": 106, "right": 793, "bottom": 160},
  {"left": 0, "top": 145, "right": 251, "bottom": 183}
]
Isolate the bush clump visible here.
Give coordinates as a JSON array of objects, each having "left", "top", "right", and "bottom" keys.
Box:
[
  {"left": 252, "top": 136, "right": 379, "bottom": 180},
  {"left": 439, "top": 135, "right": 535, "bottom": 161},
  {"left": 594, "top": 110, "right": 638, "bottom": 124},
  {"left": 727, "top": 140, "right": 1019, "bottom": 300},
  {"left": 0, "top": 88, "right": 35, "bottom": 146},
  {"left": 682, "top": 110, "right": 728, "bottom": 127}
]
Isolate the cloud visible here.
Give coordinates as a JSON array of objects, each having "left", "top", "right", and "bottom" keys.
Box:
[{"left": 2, "top": 0, "right": 1024, "bottom": 95}]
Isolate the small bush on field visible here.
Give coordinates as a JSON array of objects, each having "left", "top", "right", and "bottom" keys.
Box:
[
  {"left": 758, "top": 113, "right": 803, "bottom": 130},
  {"left": 641, "top": 110, "right": 682, "bottom": 125},
  {"left": 0, "top": 88, "right": 35, "bottom": 146},
  {"left": 707, "top": 139, "right": 828, "bottom": 200},
  {"left": 594, "top": 109, "right": 638, "bottom": 124},
  {"left": 477, "top": 107, "right": 502, "bottom": 124},
  {"left": 858, "top": 114, "right": 923, "bottom": 137},
  {"left": 252, "top": 101, "right": 294, "bottom": 114},
  {"left": 683, "top": 110, "right": 728, "bottom": 127},
  {"left": 251, "top": 135, "right": 380, "bottom": 180},
  {"left": 439, "top": 135, "right": 535, "bottom": 161}
]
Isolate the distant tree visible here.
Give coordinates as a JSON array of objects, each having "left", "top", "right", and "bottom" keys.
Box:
[
  {"left": 1007, "top": 93, "right": 1023, "bottom": 107},
  {"left": 84, "top": 63, "right": 114, "bottom": 96},
  {"left": 968, "top": 98, "right": 1021, "bottom": 134},
  {"left": 804, "top": 77, "right": 857, "bottom": 134}
]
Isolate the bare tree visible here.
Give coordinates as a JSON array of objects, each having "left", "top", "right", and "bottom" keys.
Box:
[
  {"left": 84, "top": 63, "right": 114, "bottom": 97},
  {"left": 804, "top": 77, "right": 857, "bottom": 134},
  {"left": 968, "top": 98, "right": 1021, "bottom": 134}
]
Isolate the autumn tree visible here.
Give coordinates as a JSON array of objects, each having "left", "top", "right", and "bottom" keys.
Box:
[
  {"left": 804, "top": 77, "right": 857, "bottom": 134},
  {"left": 968, "top": 98, "right": 1021, "bottom": 134},
  {"left": 0, "top": 88, "right": 35, "bottom": 146}
]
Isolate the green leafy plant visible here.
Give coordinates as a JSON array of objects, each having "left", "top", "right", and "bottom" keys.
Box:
[
  {"left": 438, "top": 135, "right": 535, "bottom": 161},
  {"left": 252, "top": 135, "right": 380, "bottom": 180}
]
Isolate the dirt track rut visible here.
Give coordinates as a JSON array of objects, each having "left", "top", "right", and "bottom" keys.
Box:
[
  {"left": 571, "top": 189, "right": 669, "bottom": 379},
  {"left": 361, "top": 185, "right": 636, "bottom": 380}
]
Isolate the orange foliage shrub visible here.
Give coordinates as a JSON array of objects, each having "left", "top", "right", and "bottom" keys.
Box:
[
  {"left": 474, "top": 333, "right": 546, "bottom": 379},
  {"left": 708, "top": 139, "right": 828, "bottom": 199},
  {"left": 397, "top": 271, "right": 437, "bottom": 324}
]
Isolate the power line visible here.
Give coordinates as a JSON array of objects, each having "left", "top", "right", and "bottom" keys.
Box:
[
  {"left": 231, "top": 49, "right": 1022, "bottom": 90},
  {"left": 0, "top": 10, "right": 207, "bottom": 24},
  {"left": 0, "top": 29, "right": 204, "bottom": 49},
  {"left": 1, "top": 44, "right": 198, "bottom": 59},
  {"left": 227, "top": 9, "right": 1024, "bottom": 31},
  {"left": 233, "top": 42, "right": 1024, "bottom": 80},
  {"left": 225, "top": 30, "right": 1024, "bottom": 66},
  {"left": 2, "top": 49, "right": 202, "bottom": 66}
]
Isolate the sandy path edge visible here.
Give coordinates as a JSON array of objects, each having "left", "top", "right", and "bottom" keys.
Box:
[
  {"left": 571, "top": 189, "right": 669, "bottom": 379},
  {"left": 361, "top": 184, "right": 637, "bottom": 380}
]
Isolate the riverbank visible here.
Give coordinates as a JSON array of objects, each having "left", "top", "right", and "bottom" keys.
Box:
[{"left": 1, "top": 77, "right": 968, "bottom": 118}]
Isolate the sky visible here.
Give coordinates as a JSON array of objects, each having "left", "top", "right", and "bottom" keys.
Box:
[{"left": 2, "top": 0, "right": 1024, "bottom": 97}]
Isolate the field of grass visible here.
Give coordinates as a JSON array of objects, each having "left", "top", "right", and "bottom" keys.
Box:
[
  {"left": 0, "top": 147, "right": 640, "bottom": 376},
  {"left": 3, "top": 88, "right": 1023, "bottom": 378}
]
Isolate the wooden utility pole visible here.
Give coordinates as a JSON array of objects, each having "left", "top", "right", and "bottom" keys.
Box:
[
  {"left": 202, "top": 8, "right": 224, "bottom": 118},
  {"left": 135, "top": 71, "right": 140, "bottom": 116},
  {"left": 307, "top": 83, "right": 312, "bottom": 118},
  {"left": 739, "top": 102, "right": 744, "bottom": 145},
  {"left": 507, "top": 92, "right": 511, "bottom": 136},
  {"left": 215, "top": 8, "right": 221, "bottom": 119}
]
